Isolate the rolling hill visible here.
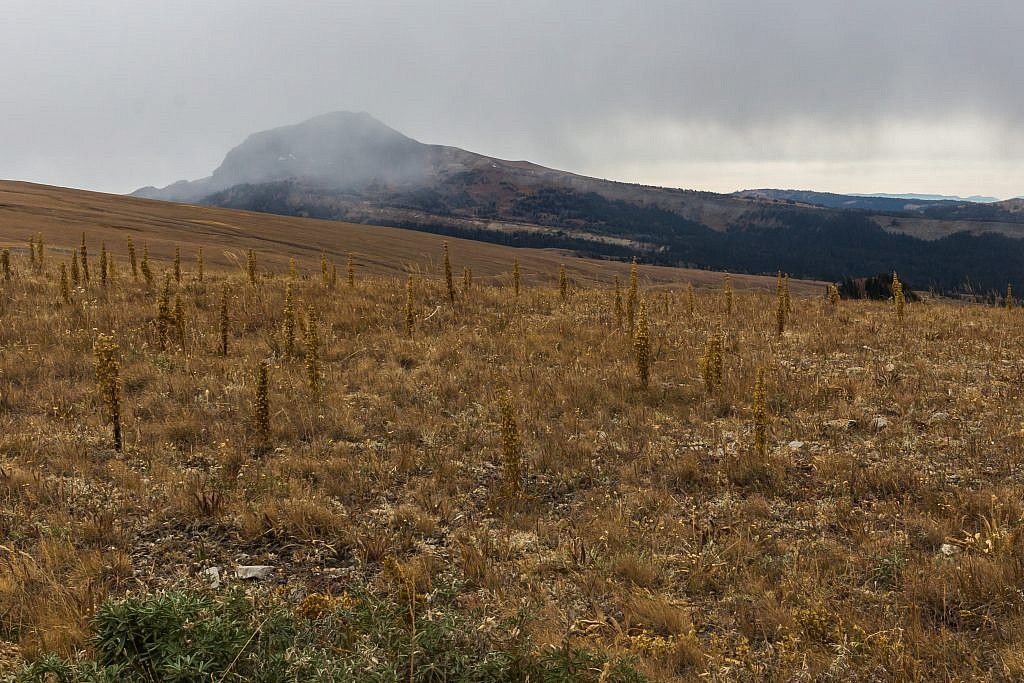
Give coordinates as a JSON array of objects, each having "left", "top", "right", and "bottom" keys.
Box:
[
  {"left": 132, "top": 112, "right": 1024, "bottom": 294},
  {"left": 0, "top": 180, "right": 824, "bottom": 294}
]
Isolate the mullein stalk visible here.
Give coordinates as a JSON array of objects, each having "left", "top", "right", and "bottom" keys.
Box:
[
  {"left": 499, "top": 390, "right": 522, "bottom": 497},
  {"left": 141, "top": 244, "right": 153, "bottom": 287},
  {"left": 247, "top": 250, "right": 257, "bottom": 285},
  {"left": 700, "top": 331, "right": 723, "bottom": 394},
  {"left": 892, "top": 272, "right": 905, "bottom": 320},
  {"left": 827, "top": 284, "right": 840, "bottom": 308},
  {"left": 219, "top": 284, "right": 230, "bottom": 356},
  {"left": 723, "top": 274, "right": 733, "bottom": 316},
  {"left": 282, "top": 282, "right": 295, "bottom": 357},
  {"left": 633, "top": 299, "right": 650, "bottom": 388},
  {"left": 174, "top": 295, "right": 186, "bottom": 349},
  {"left": 127, "top": 237, "right": 138, "bottom": 279},
  {"left": 100, "top": 243, "right": 108, "bottom": 288},
  {"left": 80, "top": 234, "right": 90, "bottom": 283},
  {"left": 254, "top": 360, "right": 270, "bottom": 454},
  {"left": 93, "top": 333, "right": 123, "bottom": 451},
  {"left": 443, "top": 242, "right": 455, "bottom": 303},
  {"left": 304, "top": 304, "right": 321, "bottom": 401}
]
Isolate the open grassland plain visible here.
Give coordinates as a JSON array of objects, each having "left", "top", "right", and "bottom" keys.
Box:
[{"left": 1, "top": 233, "right": 1023, "bottom": 681}]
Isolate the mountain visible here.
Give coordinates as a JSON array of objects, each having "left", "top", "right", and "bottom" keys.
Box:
[
  {"left": 852, "top": 192, "right": 1002, "bottom": 203},
  {"left": 732, "top": 189, "right": 964, "bottom": 213},
  {"left": 133, "top": 111, "right": 483, "bottom": 202},
  {"left": 135, "top": 112, "right": 1024, "bottom": 294},
  {"left": 732, "top": 189, "right": 1016, "bottom": 214}
]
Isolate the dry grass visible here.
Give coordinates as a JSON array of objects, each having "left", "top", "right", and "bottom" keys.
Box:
[
  {"left": 0, "top": 229, "right": 1023, "bottom": 680},
  {"left": 0, "top": 180, "right": 826, "bottom": 294}
]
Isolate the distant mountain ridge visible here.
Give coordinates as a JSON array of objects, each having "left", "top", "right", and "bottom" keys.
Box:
[
  {"left": 134, "top": 112, "right": 1024, "bottom": 294},
  {"left": 851, "top": 192, "right": 1002, "bottom": 203}
]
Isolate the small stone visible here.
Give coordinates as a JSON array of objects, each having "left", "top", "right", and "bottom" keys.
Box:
[
  {"left": 200, "top": 566, "right": 221, "bottom": 588},
  {"left": 788, "top": 440, "right": 805, "bottom": 451},
  {"left": 870, "top": 416, "right": 889, "bottom": 430},
  {"left": 939, "top": 543, "right": 959, "bottom": 557},
  {"left": 236, "top": 565, "right": 275, "bottom": 580}
]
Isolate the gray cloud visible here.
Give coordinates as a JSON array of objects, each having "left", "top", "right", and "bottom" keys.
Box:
[{"left": 1, "top": 0, "right": 1021, "bottom": 197}]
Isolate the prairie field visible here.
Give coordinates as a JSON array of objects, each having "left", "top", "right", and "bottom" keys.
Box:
[{"left": 1, "top": 234, "right": 1023, "bottom": 681}]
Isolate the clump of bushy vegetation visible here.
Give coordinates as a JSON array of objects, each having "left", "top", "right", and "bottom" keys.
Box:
[{"left": 7, "top": 586, "right": 645, "bottom": 683}]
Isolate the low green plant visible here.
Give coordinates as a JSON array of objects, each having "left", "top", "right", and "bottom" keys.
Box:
[{"left": 6, "top": 587, "right": 648, "bottom": 683}]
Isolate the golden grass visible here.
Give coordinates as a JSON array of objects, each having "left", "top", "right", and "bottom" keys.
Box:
[
  {"left": 0, "top": 231, "right": 1022, "bottom": 680},
  {"left": 0, "top": 180, "right": 827, "bottom": 294}
]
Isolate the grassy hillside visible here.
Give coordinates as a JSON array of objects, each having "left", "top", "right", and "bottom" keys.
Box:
[
  {"left": 1, "top": 228, "right": 1024, "bottom": 679},
  {"left": 0, "top": 181, "right": 822, "bottom": 294}
]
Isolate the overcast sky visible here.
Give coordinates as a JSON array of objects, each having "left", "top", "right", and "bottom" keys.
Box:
[{"left": 2, "top": 0, "right": 1022, "bottom": 198}]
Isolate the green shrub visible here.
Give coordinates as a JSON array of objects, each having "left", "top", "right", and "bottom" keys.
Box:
[{"left": 6, "top": 586, "right": 647, "bottom": 683}]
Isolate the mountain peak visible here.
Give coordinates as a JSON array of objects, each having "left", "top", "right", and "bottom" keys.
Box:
[
  {"left": 210, "top": 111, "right": 422, "bottom": 186},
  {"left": 135, "top": 111, "right": 433, "bottom": 201},
  {"left": 254, "top": 110, "right": 410, "bottom": 143}
]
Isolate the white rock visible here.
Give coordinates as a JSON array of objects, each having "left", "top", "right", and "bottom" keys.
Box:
[
  {"left": 788, "top": 440, "right": 805, "bottom": 451},
  {"left": 200, "top": 566, "right": 221, "bottom": 588},
  {"left": 939, "top": 543, "right": 959, "bottom": 557},
  {"left": 236, "top": 565, "right": 275, "bottom": 580}
]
